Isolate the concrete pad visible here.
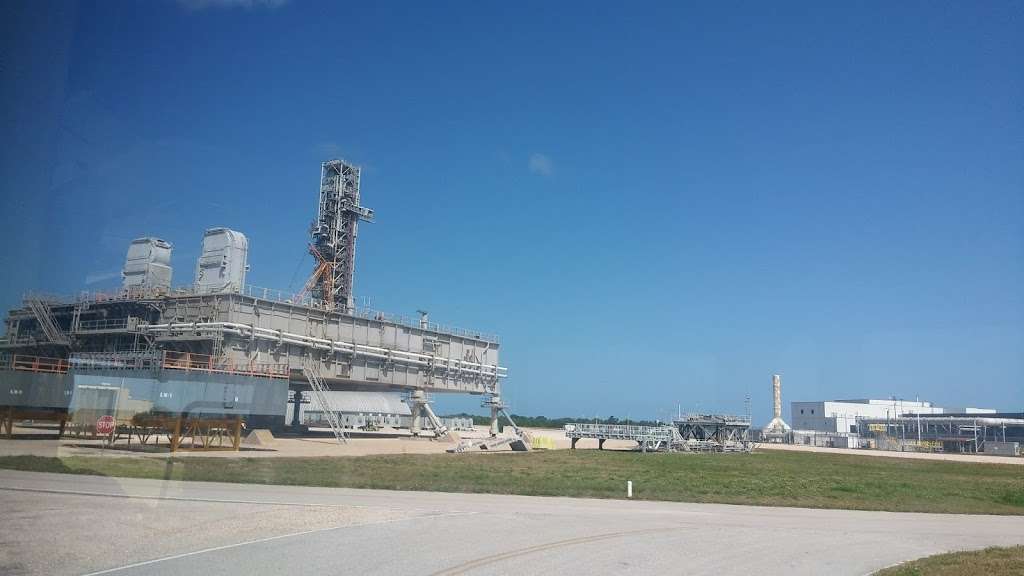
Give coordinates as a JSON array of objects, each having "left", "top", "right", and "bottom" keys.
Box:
[{"left": 1, "top": 469, "right": 1022, "bottom": 576}]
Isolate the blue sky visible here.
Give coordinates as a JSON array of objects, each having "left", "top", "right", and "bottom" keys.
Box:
[{"left": 1, "top": 1, "right": 1021, "bottom": 421}]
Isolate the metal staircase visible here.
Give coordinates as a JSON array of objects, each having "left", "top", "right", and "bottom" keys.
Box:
[
  {"left": 25, "top": 295, "right": 70, "bottom": 346},
  {"left": 301, "top": 361, "right": 347, "bottom": 444}
]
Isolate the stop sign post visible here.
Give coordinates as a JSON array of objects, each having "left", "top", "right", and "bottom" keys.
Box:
[{"left": 96, "top": 415, "right": 115, "bottom": 437}]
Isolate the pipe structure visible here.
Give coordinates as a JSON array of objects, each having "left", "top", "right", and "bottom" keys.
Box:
[{"left": 139, "top": 322, "right": 507, "bottom": 380}]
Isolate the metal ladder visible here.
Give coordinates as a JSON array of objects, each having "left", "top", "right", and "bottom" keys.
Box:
[
  {"left": 301, "top": 361, "right": 347, "bottom": 444},
  {"left": 25, "top": 295, "right": 70, "bottom": 345}
]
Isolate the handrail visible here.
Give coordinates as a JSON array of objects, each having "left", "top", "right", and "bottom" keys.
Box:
[
  {"left": 66, "top": 351, "right": 290, "bottom": 379},
  {"left": 161, "top": 351, "right": 289, "bottom": 379},
  {"left": 0, "top": 354, "right": 70, "bottom": 374},
  {"left": 674, "top": 413, "right": 752, "bottom": 424},
  {"left": 564, "top": 423, "right": 677, "bottom": 440},
  {"left": 70, "top": 351, "right": 163, "bottom": 370}
]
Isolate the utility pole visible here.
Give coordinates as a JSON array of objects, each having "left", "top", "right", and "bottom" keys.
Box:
[
  {"left": 917, "top": 411, "right": 921, "bottom": 445},
  {"left": 974, "top": 418, "right": 978, "bottom": 453}
]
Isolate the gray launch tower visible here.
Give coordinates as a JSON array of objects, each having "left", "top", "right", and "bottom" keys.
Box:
[
  {"left": 309, "top": 159, "right": 374, "bottom": 312},
  {"left": 0, "top": 157, "right": 509, "bottom": 447}
]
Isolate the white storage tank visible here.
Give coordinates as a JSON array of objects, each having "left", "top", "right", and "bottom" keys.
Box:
[
  {"left": 194, "top": 227, "right": 249, "bottom": 294},
  {"left": 122, "top": 237, "right": 173, "bottom": 292}
]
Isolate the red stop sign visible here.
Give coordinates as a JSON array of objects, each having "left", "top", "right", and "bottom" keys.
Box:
[{"left": 96, "top": 415, "right": 116, "bottom": 436}]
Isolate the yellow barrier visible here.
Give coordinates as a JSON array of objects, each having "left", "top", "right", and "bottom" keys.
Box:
[{"left": 531, "top": 436, "right": 556, "bottom": 450}]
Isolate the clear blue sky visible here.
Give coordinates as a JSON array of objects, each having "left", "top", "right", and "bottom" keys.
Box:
[{"left": 1, "top": 1, "right": 1021, "bottom": 422}]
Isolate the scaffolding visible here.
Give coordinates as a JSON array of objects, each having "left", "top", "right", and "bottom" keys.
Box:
[
  {"left": 565, "top": 416, "right": 755, "bottom": 453},
  {"left": 565, "top": 423, "right": 679, "bottom": 452},
  {"left": 309, "top": 159, "right": 374, "bottom": 313},
  {"left": 674, "top": 413, "right": 752, "bottom": 445}
]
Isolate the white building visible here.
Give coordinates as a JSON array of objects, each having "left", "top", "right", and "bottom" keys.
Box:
[
  {"left": 288, "top": 390, "right": 411, "bottom": 430},
  {"left": 790, "top": 399, "right": 996, "bottom": 434}
]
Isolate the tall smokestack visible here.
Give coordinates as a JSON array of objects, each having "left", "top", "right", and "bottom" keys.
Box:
[
  {"left": 763, "top": 373, "right": 791, "bottom": 437},
  {"left": 772, "top": 374, "right": 782, "bottom": 420}
]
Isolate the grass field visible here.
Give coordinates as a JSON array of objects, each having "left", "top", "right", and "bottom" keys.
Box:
[
  {"left": 1, "top": 450, "right": 1022, "bottom": 515},
  {"left": 874, "top": 545, "right": 1024, "bottom": 575}
]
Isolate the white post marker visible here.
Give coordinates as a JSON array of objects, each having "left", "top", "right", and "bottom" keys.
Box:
[{"left": 627, "top": 480, "right": 633, "bottom": 498}]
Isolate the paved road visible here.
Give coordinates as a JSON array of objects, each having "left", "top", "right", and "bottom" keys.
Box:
[{"left": 1, "top": 470, "right": 1022, "bottom": 576}]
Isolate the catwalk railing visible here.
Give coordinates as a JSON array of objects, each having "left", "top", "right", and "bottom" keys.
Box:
[
  {"left": 564, "top": 422, "right": 755, "bottom": 453},
  {"left": 674, "top": 413, "right": 752, "bottom": 425},
  {"left": 565, "top": 423, "right": 678, "bottom": 442},
  {"left": 24, "top": 284, "right": 500, "bottom": 344},
  {"left": 65, "top": 351, "right": 289, "bottom": 379},
  {"left": 0, "top": 354, "right": 70, "bottom": 374},
  {"left": 161, "top": 351, "right": 290, "bottom": 379}
]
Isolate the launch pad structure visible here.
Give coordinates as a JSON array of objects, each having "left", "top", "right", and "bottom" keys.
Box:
[
  {"left": 0, "top": 159, "right": 511, "bottom": 447},
  {"left": 762, "top": 374, "right": 791, "bottom": 442},
  {"left": 565, "top": 413, "right": 755, "bottom": 453},
  {"left": 305, "top": 159, "right": 374, "bottom": 313}
]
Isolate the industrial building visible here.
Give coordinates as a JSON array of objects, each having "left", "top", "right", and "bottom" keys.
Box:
[
  {"left": 856, "top": 412, "right": 1024, "bottom": 455},
  {"left": 791, "top": 399, "right": 996, "bottom": 434},
  {"left": 787, "top": 398, "right": 1021, "bottom": 455},
  {"left": 0, "top": 159, "right": 513, "bottom": 449}
]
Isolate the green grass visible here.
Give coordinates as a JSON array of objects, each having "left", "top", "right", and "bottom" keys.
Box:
[
  {"left": 874, "top": 545, "right": 1024, "bottom": 575},
  {"left": 1, "top": 450, "right": 1022, "bottom": 515}
]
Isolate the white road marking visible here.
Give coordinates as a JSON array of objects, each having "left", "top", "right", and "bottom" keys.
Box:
[
  {"left": 0, "top": 485, "right": 451, "bottom": 513},
  {"left": 78, "top": 511, "right": 477, "bottom": 576}
]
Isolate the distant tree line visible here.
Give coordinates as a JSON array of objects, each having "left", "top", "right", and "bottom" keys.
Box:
[{"left": 441, "top": 413, "right": 662, "bottom": 430}]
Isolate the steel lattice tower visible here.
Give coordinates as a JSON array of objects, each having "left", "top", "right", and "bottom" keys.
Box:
[{"left": 310, "top": 159, "right": 374, "bottom": 312}]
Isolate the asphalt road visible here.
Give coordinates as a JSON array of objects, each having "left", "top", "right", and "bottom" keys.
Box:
[{"left": 1, "top": 469, "right": 1022, "bottom": 576}]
